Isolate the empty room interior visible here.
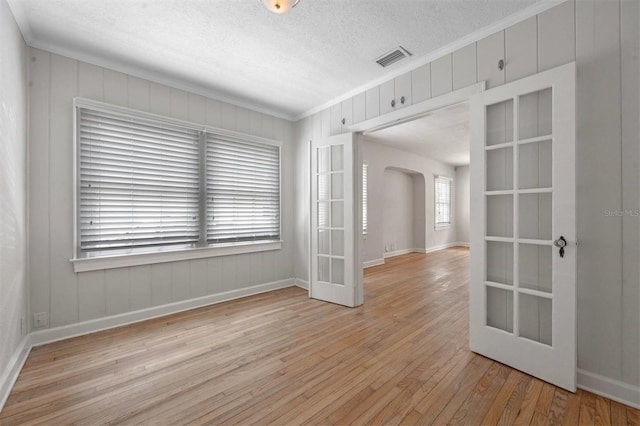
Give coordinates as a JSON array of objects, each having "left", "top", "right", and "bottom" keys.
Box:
[{"left": 0, "top": 0, "right": 639, "bottom": 424}]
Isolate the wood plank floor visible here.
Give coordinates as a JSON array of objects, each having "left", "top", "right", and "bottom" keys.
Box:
[{"left": 1, "top": 248, "right": 638, "bottom": 425}]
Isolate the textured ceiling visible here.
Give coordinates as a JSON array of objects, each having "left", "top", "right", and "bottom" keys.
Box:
[
  {"left": 9, "top": 0, "right": 542, "bottom": 119},
  {"left": 364, "top": 102, "right": 470, "bottom": 166}
]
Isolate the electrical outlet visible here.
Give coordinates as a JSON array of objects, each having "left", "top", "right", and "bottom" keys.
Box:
[{"left": 33, "top": 312, "right": 48, "bottom": 329}]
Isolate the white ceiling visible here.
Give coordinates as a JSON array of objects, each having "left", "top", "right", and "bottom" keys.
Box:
[
  {"left": 364, "top": 102, "right": 470, "bottom": 166},
  {"left": 8, "top": 0, "right": 543, "bottom": 119}
]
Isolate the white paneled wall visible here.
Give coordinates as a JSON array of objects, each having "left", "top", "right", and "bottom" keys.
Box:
[
  {"left": 575, "top": 0, "right": 623, "bottom": 383},
  {"left": 431, "top": 54, "right": 453, "bottom": 97},
  {"left": 0, "top": 0, "right": 28, "bottom": 405},
  {"left": 452, "top": 44, "right": 477, "bottom": 91},
  {"left": 293, "top": 115, "right": 317, "bottom": 285},
  {"left": 620, "top": 0, "right": 640, "bottom": 390},
  {"left": 294, "top": 0, "right": 639, "bottom": 397},
  {"left": 575, "top": 0, "right": 637, "bottom": 388},
  {"left": 505, "top": 17, "right": 537, "bottom": 83},
  {"left": 28, "top": 49, "right": 295, "bottom": 329}
]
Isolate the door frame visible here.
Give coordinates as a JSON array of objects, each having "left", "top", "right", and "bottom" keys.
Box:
[{"left": 345, "top": 82, "right": 486, "bottom": 303}]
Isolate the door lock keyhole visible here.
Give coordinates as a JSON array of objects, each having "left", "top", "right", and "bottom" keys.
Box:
[{"left": 554, "top": 236, "right": 567, "bottom": 258}]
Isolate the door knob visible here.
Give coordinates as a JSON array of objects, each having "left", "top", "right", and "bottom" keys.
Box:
[{"left": 554, "top": 236, "right": 567, "bottom": 258}]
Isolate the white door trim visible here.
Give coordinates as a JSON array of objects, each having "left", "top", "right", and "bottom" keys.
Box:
[
  {"left": 348, "top": 83, "right": 486, "bottom": 134},
  {"left": 346, "top": 83, "right": 486, "bottom": 307}
]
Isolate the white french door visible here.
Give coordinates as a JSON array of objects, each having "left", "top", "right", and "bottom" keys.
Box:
[
  {"left": 310, "top": 133, "right": 358, "bottom": 307},
  {"left": 470, "top": 62, "right": 577, "bottom": 391}
]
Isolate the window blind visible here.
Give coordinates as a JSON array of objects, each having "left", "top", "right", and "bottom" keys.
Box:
[
  {"left": 78, "top": 108, "right": 201, "bottom": 253},
  {"left": 362, "top": 163, "right": 368, "bottom": 234},
  {"left": 435, "top": 176, "right": 451, "bottom": 225},
  {"left": 206, "top": 135, "right": 280, "bottom": 243}
]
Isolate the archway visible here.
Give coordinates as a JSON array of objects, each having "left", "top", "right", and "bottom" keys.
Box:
[{"left": 382, "top": 167, "right": 426, "bottom": 259}]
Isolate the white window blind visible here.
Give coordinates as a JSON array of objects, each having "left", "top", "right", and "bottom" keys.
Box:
[
  {"left": 435, "top": 176, "right": 452, "bottom": 225},
  {"left": 206, "top": 135, "right": 280, "bottom": 243},
  {"left": 76, "top": 101, "right": 281, "bottom": 259},
  {"left": 78, "top": 108, "right": 201, "bottom": 253},
  {"left": 362, "top": 163, "right": 368, "bottom": 234}
]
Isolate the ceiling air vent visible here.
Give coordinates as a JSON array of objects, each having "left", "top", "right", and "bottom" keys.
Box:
[{"left": 376, "top": 46, "right": 412, "bottom": 68}]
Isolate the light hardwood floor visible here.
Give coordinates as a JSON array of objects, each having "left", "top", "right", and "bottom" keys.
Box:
[{"left": 1, "top": 248, "right": 638, "bottom": 425}]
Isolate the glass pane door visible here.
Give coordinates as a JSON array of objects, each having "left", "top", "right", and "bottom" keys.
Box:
[
  {"left": 316, "top": 145, "right": 345, "bottom": 286},
  {"left": 484, "top": 86, "right": 554, "bottom": 345},
  {"left": 470, "top": 62, "right": 576, "bottom": 391},
  {"left": 310, "top": 133, "right": 356, "bottom": 307}
]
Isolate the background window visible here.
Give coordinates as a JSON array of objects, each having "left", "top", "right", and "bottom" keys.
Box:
[{"left": 435, "top": 176, "right": 452, "bottom": 227}]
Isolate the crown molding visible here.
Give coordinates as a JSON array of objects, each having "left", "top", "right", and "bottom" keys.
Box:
[
  {"left": 5, "top": 0, "right": 296, "bottom": 122},
  {"left": 28, "top": 37, "right": 297, "bottom": 121},
  {"left": 6, "top": 0, "right": 566, "bottom": 124}
]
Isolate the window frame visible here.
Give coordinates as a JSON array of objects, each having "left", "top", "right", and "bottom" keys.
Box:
[
  {"left": 71, "top": 98, "right": 282, "bottom": 273},
  {"left": 434, "top": 175, "right": 452, "bottom": 230}
]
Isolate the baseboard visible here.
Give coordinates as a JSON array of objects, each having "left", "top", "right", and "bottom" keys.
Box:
[
  {"left": 578, "top": 369, "right": 640, "bottom": 409},
  {"left": 363, "top": 258, "right": 385, "bottom": 268},
  {"left": 30, "top": 278, "right": 295, "bottom": 347},
  {"left": 5, "top": 277, "right": 639, "bottom": 413},
  {"left": 353, "top": 244, "right": 469, "bottom": 269},
  {"left": 294, "top": 279, "right": 309, "bottom": 290},
  {"left": 383, "top": 248, "right": 415, "bottom": 258},
  {"left": 422, "top": 242, "right": 469, "bottom": 253},
  {"left": 0, "top": 335, "right": 31, "bottom": 413},
  {"left": 378, "top": 243, "right": 466, "bottom": 262}
]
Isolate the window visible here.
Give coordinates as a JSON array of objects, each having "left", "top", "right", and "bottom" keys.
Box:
[
  {"left": 75, "top": 99, "right": 281, "bottom": 263},
  {"left": 207, "top": 135, "right": 280, "bottom": 243},
  {"left": 362, "top": 163, "right": 368, "bottom": 235},
  {"left": 434, "top": 176, "right": 452, "bottom": 228}
]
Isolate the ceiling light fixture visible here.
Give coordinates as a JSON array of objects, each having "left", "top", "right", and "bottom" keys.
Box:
[{"left": 262, "top": 0, "right": 300, "bottom": 14}]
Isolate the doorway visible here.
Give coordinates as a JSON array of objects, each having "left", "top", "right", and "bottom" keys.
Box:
[
  {"left": 360, "top": 101, "right": 472, "bottom": 269},
  {"left": 310, "top": 64, "right": 577, "bottom": 391}
]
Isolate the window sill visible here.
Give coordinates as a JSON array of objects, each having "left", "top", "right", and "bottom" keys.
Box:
[
  {"left": 435, "top": 224, "right": 451, "bottom": 231},
  {"left": 71, "top": 240, "right": 283, "bottom": 273}
]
